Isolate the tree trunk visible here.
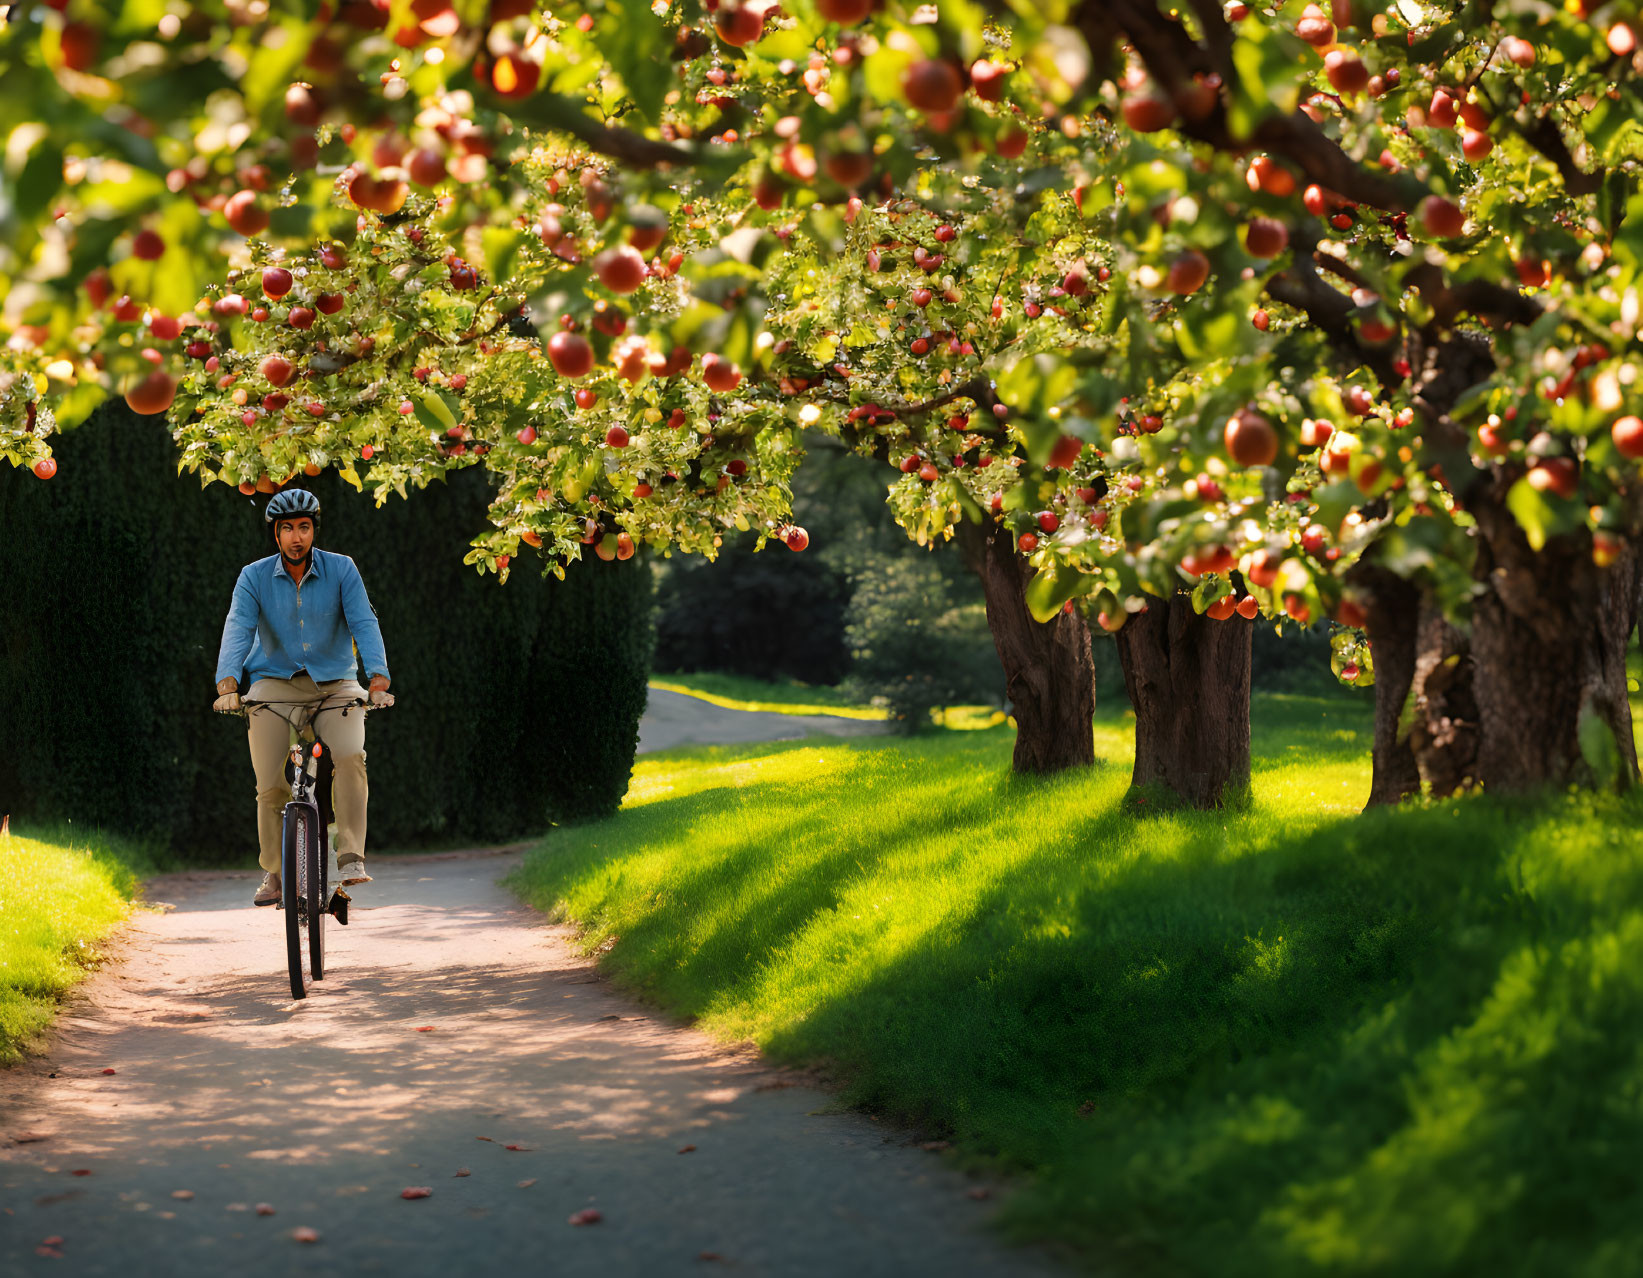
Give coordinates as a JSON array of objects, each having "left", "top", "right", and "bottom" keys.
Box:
[
  {"left": 956, "top": 521, "right": 1095, "bottom": 772},
  {"left": 1467, "top": 496, "right": 1640, "bottom": 790},
  {"left": 1113, "top": 593, "right": 1252, "bottom": 807},
  {"left": 1349, "top": 563, "right": 1422, "bottom": 807},
  {"left": 1406, "top": 597, "right": 1479, "bottom": 794}
]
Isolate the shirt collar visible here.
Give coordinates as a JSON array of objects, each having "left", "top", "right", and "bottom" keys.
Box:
[{"left": 274, "top": 549, "right": 322, "bottom": 582}]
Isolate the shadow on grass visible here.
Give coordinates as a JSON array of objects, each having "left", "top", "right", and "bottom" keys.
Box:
[
  {"left": 761, "top": 790, "right": 1643, "bottom": 1278},
  {"left": 514, "top": 717, "right": 1643, "bottom": 1278}
]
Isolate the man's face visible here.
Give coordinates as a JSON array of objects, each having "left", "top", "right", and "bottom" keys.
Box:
[{"left": 276, "top": 517, "right": 314, "bottom": 562}]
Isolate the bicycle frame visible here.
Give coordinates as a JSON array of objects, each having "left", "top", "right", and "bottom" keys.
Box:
[{"left": 238, "top": 693, "right": 377, "bottom": 998}]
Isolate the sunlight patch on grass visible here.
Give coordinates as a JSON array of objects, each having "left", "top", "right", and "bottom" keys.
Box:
[{"left": 0, "top": 826, "right": 146, "bottom": 1064}]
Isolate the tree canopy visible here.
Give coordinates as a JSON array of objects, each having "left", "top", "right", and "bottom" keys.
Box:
[{"left": 5, "top": 0, "right": 1642, "bottom": 792}]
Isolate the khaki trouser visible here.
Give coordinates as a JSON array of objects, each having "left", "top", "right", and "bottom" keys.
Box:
[{"left": 246, "top": 673, "right": 369, "bottom": 873}]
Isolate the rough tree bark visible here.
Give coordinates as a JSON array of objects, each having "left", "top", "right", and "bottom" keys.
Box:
[
  {"left": 1112, "top": 593, "right": 1253, "bottom": 808},
  {"left": 1466, "top": 499, "right": 1641, "bottom": 790},
  {"left": 1348, "top": 563, "right": 1481, "bottom": 804},
  {"left": 1347, "top": 562, "right": 1423, "bottom": 807},
  {"left": 956, "top": 521, "right": 1096, "bottom": 773}
]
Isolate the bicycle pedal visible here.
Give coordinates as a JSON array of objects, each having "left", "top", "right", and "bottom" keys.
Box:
[{"left": 328, "top": 887, "right": 351, "bottom": 925}]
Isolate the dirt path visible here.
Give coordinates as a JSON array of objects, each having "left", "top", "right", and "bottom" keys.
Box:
[
  {"left": 637, "top": 688, "right": 893, "bottom": 753},
  {"left": 1, "top": 850, "right": 1067, "bottom": 1276}
]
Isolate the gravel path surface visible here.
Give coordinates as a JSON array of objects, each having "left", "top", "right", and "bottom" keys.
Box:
[
  {"left": 637, "top": 688, "right": 894, "bottom": 753},
  {"left": 1, "top": 850, "right": 1068, "bottom": 1277}
]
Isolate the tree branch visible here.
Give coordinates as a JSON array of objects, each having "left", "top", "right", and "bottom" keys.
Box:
[
  {"left": 1518, "top": 112, "right": 1604, "bottom": 196},
  {"left": 1404, "top": 262, "right": 1543, "bottom": 329},
  {"left": 1265, "top": 228, "right": 1403, "bottom": 387},
  {"left": 1082, "top": 0, "right": 1428, "bottom": 214},
  {"left": 479, "top": 90, "right": 708, "bottom": 170}
]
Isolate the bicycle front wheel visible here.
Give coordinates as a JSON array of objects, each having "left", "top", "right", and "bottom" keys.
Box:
[
  {"left": 282, "top": 803, "right": 313, "bottom": 1000},
  {"left": 308, "top": 811, "right": 326, "bottom": 981}
]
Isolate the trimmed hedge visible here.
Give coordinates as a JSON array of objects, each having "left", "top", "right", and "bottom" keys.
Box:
[{"left": 0, "top": 401, "right": 652, "bottom": 861}]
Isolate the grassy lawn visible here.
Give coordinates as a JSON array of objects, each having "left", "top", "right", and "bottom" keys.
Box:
[
  {"left": 511, "top": 690, "right": 1643, "bottom": 1277},
  {"left": 0, "top": 824, "right": 152, "bottom": 1065}
]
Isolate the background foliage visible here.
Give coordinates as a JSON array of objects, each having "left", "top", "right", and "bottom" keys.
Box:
[{"left": 0, "top": 400, "right": 652, "bottom": 859}]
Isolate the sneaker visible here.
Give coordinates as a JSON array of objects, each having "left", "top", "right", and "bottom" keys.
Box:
[
  {"left": 254, "top": 871, "right": 281, "bottom": 907},
  {"left": 337, "top": 855, "right": 371, "bottom": 887}
]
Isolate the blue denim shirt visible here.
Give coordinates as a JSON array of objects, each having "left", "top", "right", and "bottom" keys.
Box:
[{"left": 215, "top": 549, "right": 391, "bottom": 688}]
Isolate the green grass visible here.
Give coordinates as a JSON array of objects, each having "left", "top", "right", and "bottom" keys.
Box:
[
  {"left": 511, "top": 691, "right": 1643, "bottom": 1277},
  {"left": 0, "top": 824, "right": 152, "bottom": 1065}
]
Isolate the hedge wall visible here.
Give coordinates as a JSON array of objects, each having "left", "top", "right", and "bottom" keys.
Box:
[{"left": 0, "top": 402, "right": 653, "bottom": 861}]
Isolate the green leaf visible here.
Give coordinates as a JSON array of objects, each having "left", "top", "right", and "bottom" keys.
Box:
[
  {"left": 414, "top": 391, "right": 458, "bottom": 434},
  {"left": 14, "top": 141, "right": 65, "bottom": 224},
  {"left": 1024, "top": 564, "right": 1093, "bottom": 622},
  {"left": 1190, "top": 575, "right": 1231, "bottom": 613},
  {"left": 481, "top": 227, "right": 532, "bottom": 291},
  {"left": 1578, "top": 699, "right": 1624, "bottom": 790},
  {"left": 1226, "top": 23, "right": 1301, "bottom": 139},
  {"left": 1311, "top": 480, "right": 1361, "bottom": 540},
  {"left": 1505, "top": 475, "right": 1580, "bottom": 552}
]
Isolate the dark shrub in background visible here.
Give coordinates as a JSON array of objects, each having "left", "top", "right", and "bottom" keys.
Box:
[{"left": 0, "top": 402, "right": 652, "bottom": 861}]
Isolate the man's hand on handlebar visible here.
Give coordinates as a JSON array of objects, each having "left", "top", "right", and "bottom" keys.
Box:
[
  {"left": 214, "top": 676, "right": 241, "bottom": 714},
  {"left": 369, "top": 673, "right": 394, "bottom": 709}
]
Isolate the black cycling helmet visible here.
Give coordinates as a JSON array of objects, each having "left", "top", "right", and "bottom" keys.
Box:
[{"left": 265, "top": 487, "right": 321, "bottom": 536}]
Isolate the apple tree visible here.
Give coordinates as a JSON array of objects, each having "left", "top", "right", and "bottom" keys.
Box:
[{"left": 6, "top": 0, "right": 1643, "bottom": 806}]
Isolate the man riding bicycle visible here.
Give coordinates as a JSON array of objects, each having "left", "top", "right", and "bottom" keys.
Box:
[{"left": 212, "top": 489, "right": 393, "bottom": 907}]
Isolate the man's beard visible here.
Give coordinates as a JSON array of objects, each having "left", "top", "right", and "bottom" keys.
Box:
[{"left": 281, "top": 546, "right": 311, "bottom": 569}]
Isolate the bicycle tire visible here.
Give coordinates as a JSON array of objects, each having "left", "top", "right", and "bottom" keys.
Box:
[
  {"left": 308, "top": 805, "right": 326, "bottom": 981},
  {"left": 282, "top": 802, "right": 311, "bottom": 1000}
]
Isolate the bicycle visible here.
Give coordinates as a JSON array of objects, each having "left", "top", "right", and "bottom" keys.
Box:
[{"left": 235, "top": 693, "right": 382, "bottom": 1000}]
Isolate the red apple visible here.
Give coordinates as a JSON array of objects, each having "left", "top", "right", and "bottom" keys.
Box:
[
  {"left": 594, "top": 246, "right": 647, "bottom": 294},
  {"left": 818, "top": 0, "right": 873, "bottom": 21},
  {"left": 1295, "top": 3, "right": 1334, "bottom": 44},
  {"left": 407, "top": 147, "right": 447, "bottom": 186},
  {"left": 1244, "top": 217, "right": 1288, "bottom": 259},
  {"left": 261, "top": 355, "right": 296, "bottom": 387},
  {"left": 701, "top": 353, "right": 742, "bottom": 392},
  {"left": 262, "top": 267, "right": 294, "bottom": 298},
  {"left": 1122, "top": 90, "right": 1176, "bottom": 134},
  {"left": 546, "top": 331, "right": 594, "bottom": 378},
  {"left": 970, "top": 59, "right": 1007, "bottom": 101},
  {"left": 1047, "top": 435, "right": 1083, "bottom": 470},
  {"left": 714, "top": 4, "right": 763, "bottom": 46},
  {"left": 59, "top": 21, "right": 99, "bottom": 70},
  {"left": 124, "top": 369, "right": 177, "bottom": 416},
  {"left": 490, "top": 51, "right": 540, "bottom": 98},
  {"left": 1225, "top": 409, "right": 1278, "bottom": 466},
  {"left": 901, "top": 60, "right": 962, "bottom": 112},
  {"left": 1611, "top": 415, "right": 1643, "bottom": 459},
  {"left": 1528, "top": 456, "right": 1578, "bottom": 500},
  {"left": 1419, "top": 196, "right": 1466, "bottom": 239},
  {"left": 224, "top": 190, "right": 269, "bottom": 236},
  {"left": 1166, "top": 249, "right": 1210, "bottom": 295}
]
